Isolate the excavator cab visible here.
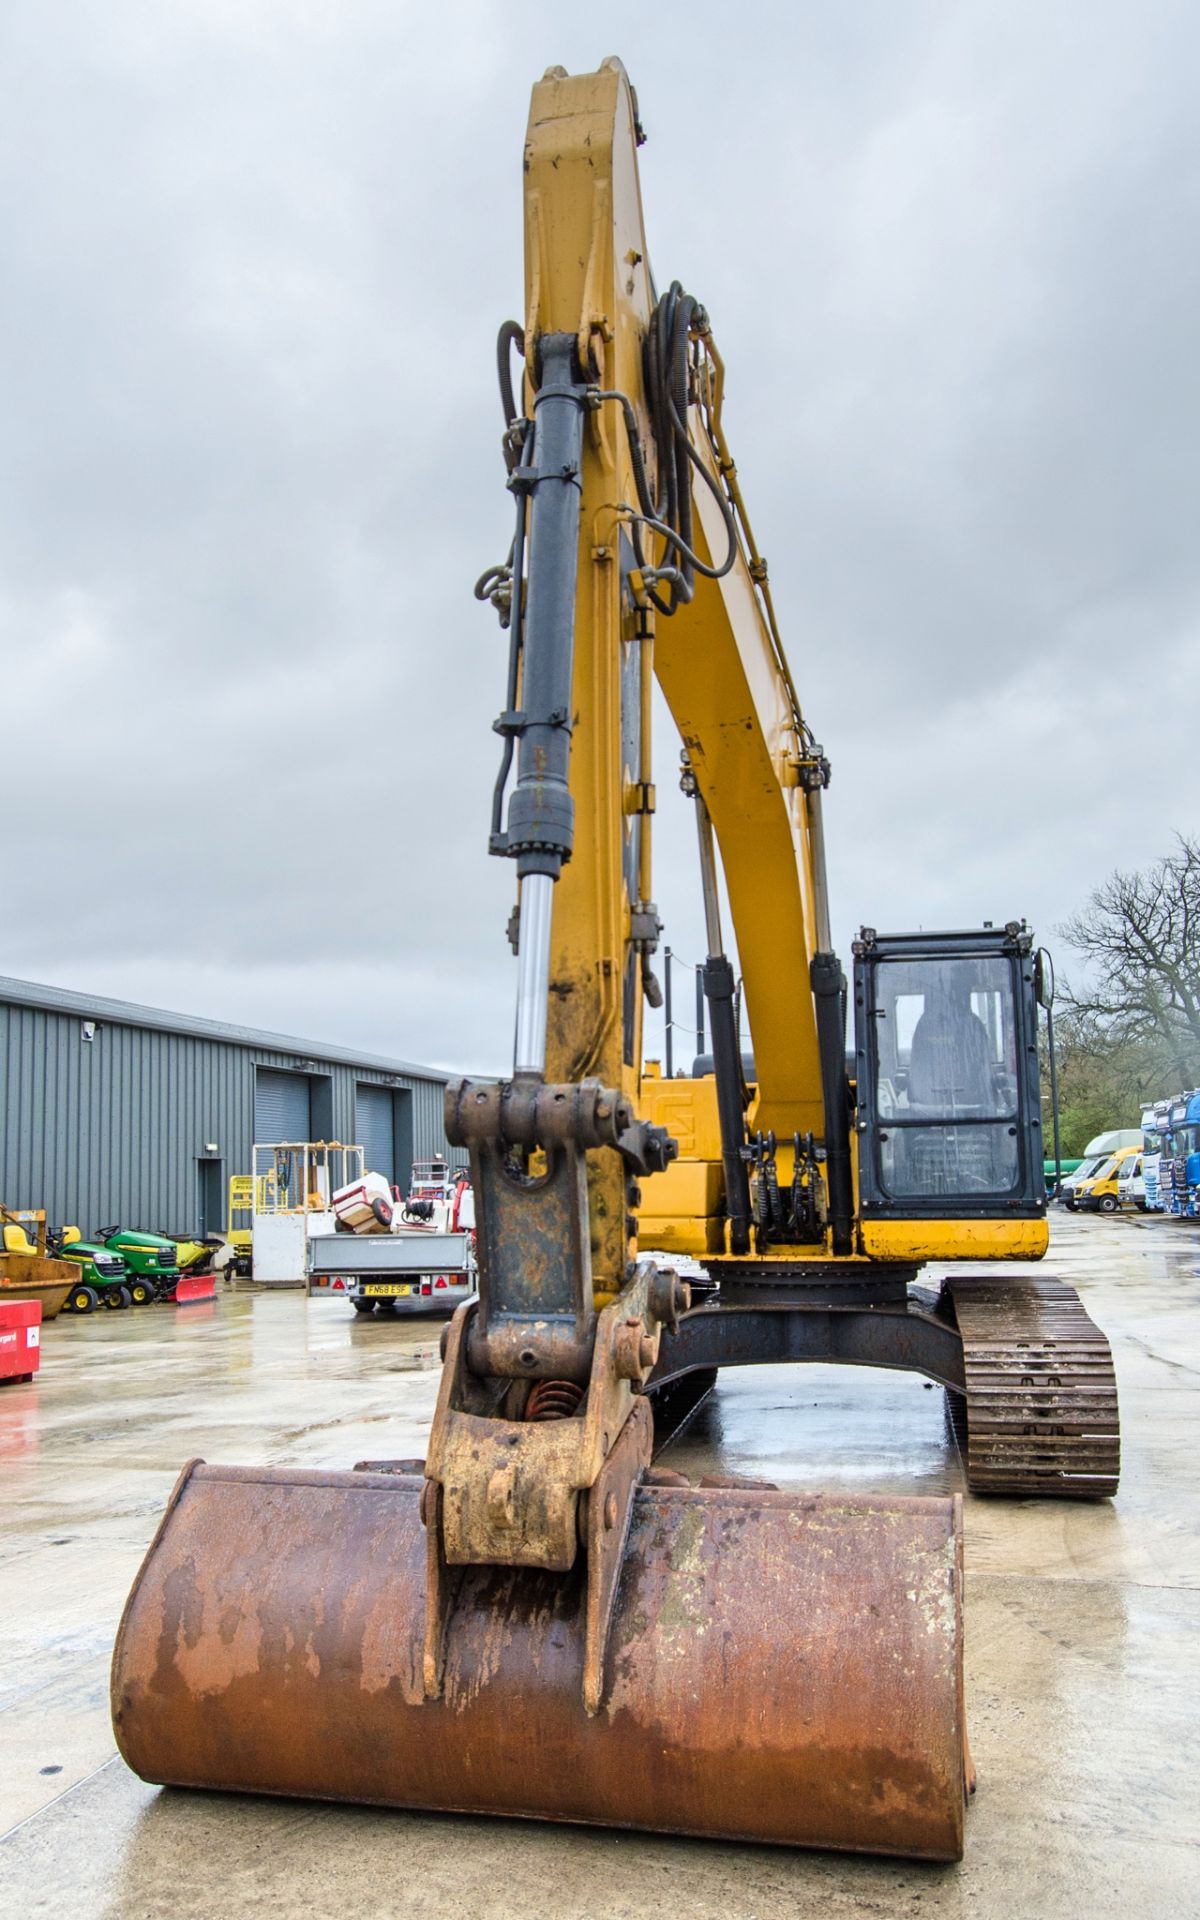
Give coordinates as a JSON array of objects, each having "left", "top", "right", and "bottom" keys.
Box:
[{"left": 854, "top": 923, "right": 1045, "bottom": 1218}]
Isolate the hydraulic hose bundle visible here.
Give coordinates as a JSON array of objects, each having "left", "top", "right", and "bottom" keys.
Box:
[{"left": 631, "top": 282, "right": 737, "bottom": 613}]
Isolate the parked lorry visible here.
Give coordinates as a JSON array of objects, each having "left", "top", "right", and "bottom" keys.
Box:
[
  {"left": 1184, "top": 1096, "right": 1200, "bottom": 1217},
  {"left": 1140, "top": 1102, "right": 1166, "bottom": 1211},
  {"left": 309, "top": 1160, "right": 476, "bottom": 1316},
  {"left": 217, "top": 1144, "right": 477, "bottom": 1306},
  {"left": 1157, "top": 1097, "right": 1187, "bottom": 1216},
  {"left": 1159, "top": 1092, "right": 1200, "bottom": 1217}
]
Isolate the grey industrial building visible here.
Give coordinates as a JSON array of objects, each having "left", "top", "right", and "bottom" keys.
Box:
[{"left": 0, "top": 974, "right": 458, "bottom": 1241}]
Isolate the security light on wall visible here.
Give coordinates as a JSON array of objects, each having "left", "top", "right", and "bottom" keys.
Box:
[
  {"left": 81, "top": 1021, "right": 96, "bottom": 1042},
  {"left": 204, "top": 1143, "right": 219, "bottom": 1155}
]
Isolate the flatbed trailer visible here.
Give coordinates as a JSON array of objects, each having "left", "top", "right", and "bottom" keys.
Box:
[{"left": 307, "top": 1229, "right": 474, "bottom": 1315}]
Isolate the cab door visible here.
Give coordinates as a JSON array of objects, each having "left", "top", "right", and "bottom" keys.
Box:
[{"left": 853, "top": 924, "right": 1045, "bottom": 1222}]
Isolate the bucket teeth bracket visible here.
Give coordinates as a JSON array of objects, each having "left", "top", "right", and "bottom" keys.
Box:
[
  {"left": 420, "top": 1479, "right": 463, "bottom": 1699},
  {"left": 582, "top": 1396, "right": 653, "bottom": 1713}
]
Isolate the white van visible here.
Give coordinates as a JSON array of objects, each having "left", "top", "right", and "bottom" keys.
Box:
[
  {"left": 1060, "top": 1129, "right": 1143, "bottom": 1209},
  {"left": 1117, "top": 1154, "right": 1145, "bottom": 1210},
  {"left": 1061, "top": 1154, "right": 1110, "bottom": 1208}
]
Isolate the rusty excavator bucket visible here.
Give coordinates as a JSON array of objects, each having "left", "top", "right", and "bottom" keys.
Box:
[
  {"left": 113, "top": 59, "right": 971, "bottom": 1863},
  {"left": 113, "top": 1465, "right": 966, "bottom": 1859}
]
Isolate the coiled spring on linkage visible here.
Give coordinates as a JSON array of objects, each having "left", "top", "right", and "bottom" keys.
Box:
[{"left": 525, "top": 1379, "right": 585, "bottom": 1421}]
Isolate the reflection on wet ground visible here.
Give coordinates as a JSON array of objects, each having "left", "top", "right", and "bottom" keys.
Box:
[
  {"left": 661, "top": 1358, "right": 966, "bottom": 1494},
  {"left": 2, "top": 1211, "right": 1199, "bottom": 1918}
]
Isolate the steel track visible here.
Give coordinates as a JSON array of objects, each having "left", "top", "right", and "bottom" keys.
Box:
[{"left": 942, "top": 1275, "right": 1120, "bottom": 1498}]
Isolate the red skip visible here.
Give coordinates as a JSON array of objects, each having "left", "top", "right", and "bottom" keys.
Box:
[{"left": 0, "top": 1300, "right": 42, "bottom": 1385}]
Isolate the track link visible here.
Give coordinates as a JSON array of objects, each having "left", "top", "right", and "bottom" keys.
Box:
[{"left": 942, "top": 1275, "right": 1119, "bottom": 1498}]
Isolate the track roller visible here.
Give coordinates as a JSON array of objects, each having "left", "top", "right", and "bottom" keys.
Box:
[{"left": 944, "top": 1274, "right": 1120, "bottom": 1497}]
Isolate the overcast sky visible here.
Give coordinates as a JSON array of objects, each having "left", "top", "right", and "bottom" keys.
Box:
[{"left": 2, "top": 1, "right": 1195, "bottom": 1076}]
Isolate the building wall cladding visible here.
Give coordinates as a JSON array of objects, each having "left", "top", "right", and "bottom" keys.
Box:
[{"left": 0, "top": 982, "right": 455, "bottom": 1237}]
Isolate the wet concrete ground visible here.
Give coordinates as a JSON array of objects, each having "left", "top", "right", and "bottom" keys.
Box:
[{"left": 2, "top": 1210, "right": 1198, "bottom": 1917}]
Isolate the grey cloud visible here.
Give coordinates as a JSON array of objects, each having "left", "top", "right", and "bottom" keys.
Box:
[{"left": 1, "top": 0, "right": 1195, "bottom": 1079}]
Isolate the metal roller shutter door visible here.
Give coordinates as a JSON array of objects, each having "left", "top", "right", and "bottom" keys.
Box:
[
  {"left": 356, "top": 1084, "right": 395, "bottom": 1185},
  {"left": 254, "top": 1069, "right": 311, "bottom": 1144}
]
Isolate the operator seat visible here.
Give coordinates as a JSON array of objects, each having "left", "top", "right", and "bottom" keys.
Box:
[
  {"left": 905, "top": 983, "right": 1000, "bottom": 1194},
  {"left": 908, "top": 987, "right": 995, "bottom": 1113}
]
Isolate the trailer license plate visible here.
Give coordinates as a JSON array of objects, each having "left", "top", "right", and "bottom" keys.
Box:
[{"left": 363, "top": 1283, "right": 411, "bottom": 1297}]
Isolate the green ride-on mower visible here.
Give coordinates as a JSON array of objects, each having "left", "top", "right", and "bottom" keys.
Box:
[
  {"left": 49, "top": 1228, "right": 138, "bottom": 1313},
  {"left": 98, "top": 1226, "right": 216, "bottom": 1304},
  {"left": 49, "top": 1225, "right": 212, "bottom": 1312},
  {"left": 96, "top": 1227, "right": 182, "bottom": 1301}
]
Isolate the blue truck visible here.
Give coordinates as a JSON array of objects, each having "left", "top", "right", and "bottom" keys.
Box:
[{"left": 1158, "top": 1091, "right": 1200, "bottom": 1217}]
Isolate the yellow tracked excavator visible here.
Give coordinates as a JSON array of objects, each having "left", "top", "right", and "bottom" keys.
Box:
[{"left": 111, "top": 59, "right": 1120, "bottom": 1862}]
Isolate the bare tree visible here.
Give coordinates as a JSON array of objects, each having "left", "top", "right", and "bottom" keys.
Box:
[
  {"left": 1038, "top": 1003, "right": 1168, "bottom": 1153},
  {"left": 1057, "top": 834, "right": 1200, "bottom": 1082}
]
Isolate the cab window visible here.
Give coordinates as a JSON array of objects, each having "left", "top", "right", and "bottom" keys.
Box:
[{"left": 871, "top": 954, "right": 1020, "bottom": 1200}]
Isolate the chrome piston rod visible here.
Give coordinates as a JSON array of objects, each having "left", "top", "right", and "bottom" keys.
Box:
[{"left": 513, "top": 871, "right": 555, "bottom": 1075}]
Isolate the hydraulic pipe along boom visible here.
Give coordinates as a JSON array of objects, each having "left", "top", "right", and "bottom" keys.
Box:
[
  {"left": 693, "top": 786, "right": 752, "bottom": 1256},
  {"left": 810, "top": 950, "right": 854, "bottom": 1256}
]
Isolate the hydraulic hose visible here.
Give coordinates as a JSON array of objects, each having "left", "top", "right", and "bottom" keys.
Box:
[
  {"left": 691, "top": 782, "right": 751, "bottom": 1254},
  {"left": 704, "top": 954, "right": 752, "bottom": 1256},
  {"left": 497, "top": 319, "right": 525, "bottom": 432},
  {"left": 811, "top": 951, "right": 854, "bottom": 1256}
]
